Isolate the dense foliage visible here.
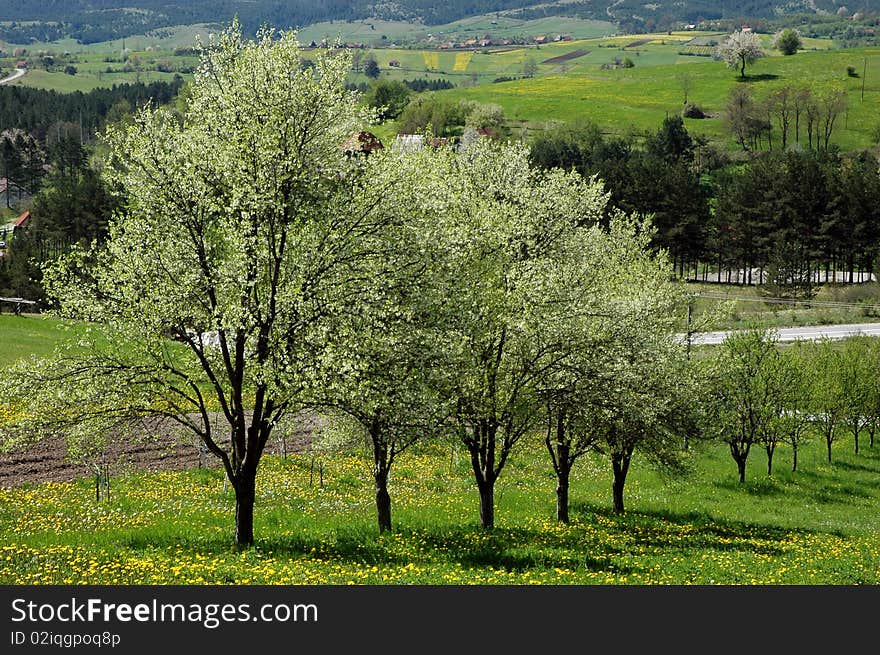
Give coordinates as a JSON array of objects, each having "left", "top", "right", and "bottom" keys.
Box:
[
  {"left": 529, "top": 118, "right": 880, "bottom": 288},
  {"left": 0, "top": 79, "right": 186, "bottom": 142}
]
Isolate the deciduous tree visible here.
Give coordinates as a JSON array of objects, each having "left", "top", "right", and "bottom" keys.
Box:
[
  {"left": 773, "top": 28, "right": 802, "bottom": 56},
  {"left": 0, "top": 22, "right": 386, "bottom": 548},
  {"left": 707, "top": 329, "right": 787, "bottom": 483},
  {"left": 716, "top": 30, "right": 765, "bottom": 78}
]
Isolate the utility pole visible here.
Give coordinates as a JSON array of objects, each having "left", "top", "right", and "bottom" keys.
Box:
[{"left": 685, "top": 295, "right": 694, "bottom": 361}]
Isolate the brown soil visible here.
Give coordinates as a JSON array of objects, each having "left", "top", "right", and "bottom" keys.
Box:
[
  {"left": 541, "top": 49, "right": 590, "bottom": 65},
  {"left": 0, "top": 414, "right": 317, "bottom": 489}
]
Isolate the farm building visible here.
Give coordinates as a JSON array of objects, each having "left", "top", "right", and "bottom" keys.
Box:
[
  {"left": 341, "top": 131, "right": 383, "bottom": 156},
  {"left": 12, "top": 210, "right": 30, "bottom": 232}
]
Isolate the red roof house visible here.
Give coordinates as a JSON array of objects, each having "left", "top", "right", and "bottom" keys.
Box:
[{"left": 13, "top": 210, "right": 30, "bottom": 231}]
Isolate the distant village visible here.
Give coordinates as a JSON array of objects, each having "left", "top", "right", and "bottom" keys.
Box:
[{"left": 306, "top": 32, "right": 575, "bottom": 51}]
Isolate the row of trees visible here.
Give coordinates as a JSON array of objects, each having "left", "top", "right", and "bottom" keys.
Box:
[
  {"left": 2, "top": 23, "right": 878, "bottom": 551},
  {"left": 0, "top": 79, "right": 186, "bottom": 143},
  {"left": 0, "top": 81, "right": 177, "bottom": 297},
  {"left": 0, "top": 23, "right": 696, "bottom": 548},
  {"left": 0, "top": 127, "right": 115, "bottom": 299},
  {"left": 726, "top": 84, "right": 849, "bottom": 152},
  {"left": 709, "top": 331, "right": 880, "bottom": 481}
]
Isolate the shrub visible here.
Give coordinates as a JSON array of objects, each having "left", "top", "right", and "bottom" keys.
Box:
[{"left": 682, "top": 102, "right": 706, "bottom": 119}]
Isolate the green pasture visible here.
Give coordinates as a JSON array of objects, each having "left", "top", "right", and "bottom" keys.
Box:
[
  {"left": 0, "top": 314, "right": 85, "bottom": 364},
  {"left": 0, "top": 67, "right": 189, "bottom": 93},
  {"left": 0, "top": 430, "right": 877, "bottom": 584},
  {"left": 431, "top": 45, "right": 880, "bottom": 149},
  {"left": 0, "top": 23, "right": 220, "bottom": 55}
]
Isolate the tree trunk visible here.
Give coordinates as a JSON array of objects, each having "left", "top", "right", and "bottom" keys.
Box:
[
  {"left": 792, "top": 442, "right": 798, "bottom": 472},
  {"left": 730, "top": 443, "right": 749, "bottom": 483},
  {"left": 478, "top": 480, "right": 495, "bottom": 529},
  {"left": 371, "top": 433, "right": 393, "bottom": 534},
  {"left": 233, "top": 473, "right": 256, "bottom": 548},
  {"left": 611, "top": 451, "right": 631, "bottom": 514},
  {"left": 766, "top": 444, "right": 775, "bottom": 476},
  {"left": 374, "top": 471, "right": 392, "bottom": 534},
  {"left": 556, "top": 470, "right": 570, "bottom": 524},
  {"left": 826, "top": 434, "right": 833, "bottom": 463},
  {"left": 854, "top": 429, "right": 859, "bottom": 455}
]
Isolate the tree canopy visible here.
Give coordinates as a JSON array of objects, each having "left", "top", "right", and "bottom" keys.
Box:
[
  {"left": 716, "top": 30, "right": 765, "bottom": 77},
  {"left": 0, "top": 22, "right": 386, "bottom": 547},
  {"left": 773, "top": 28, "right": 803, "bottom": 55}
]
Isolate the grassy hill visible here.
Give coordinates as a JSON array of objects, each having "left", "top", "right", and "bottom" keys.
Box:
[
  {"left": 0, "top": 314, "right": 85, "bottom": 365},
  {"left": 1, "top": 26, "right": 877, "bottom": 151},
  {"left": 429, "top": 43, "right": 880, "bottom": 150}
]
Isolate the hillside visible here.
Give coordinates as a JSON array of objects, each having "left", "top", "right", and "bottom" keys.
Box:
[{"left": 1, "top": 1, "right": 879, "bottom": 43}]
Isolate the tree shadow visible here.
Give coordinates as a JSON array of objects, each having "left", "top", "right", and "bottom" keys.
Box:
[
  {"left": 714, "top": 478, "right": 786, "bottom": 497},
  {"left": 112, "top": 495, "right": 836, "bottom": 579},
  {"left": 787, "top": 469, "right": 873, "bottom": 503},
  {"left": 831, "top": 459, "right": 880, "bottom": 475},
  {"left": 736, "top": 74, "right": 780, "bottom": 82},
  {"left": 196, "top": 523, "right": 624, "bottom": 574},
  {"left": 569, "top": 501, "right": 810, "bottom": 557}
]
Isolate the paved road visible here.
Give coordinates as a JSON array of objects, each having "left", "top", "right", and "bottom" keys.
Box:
[
  {"left": 688, "top": 322, "right": 880, "bottom": 346},
  {"left": 0, "top": 68, "right": 26, "bottom": 85}
]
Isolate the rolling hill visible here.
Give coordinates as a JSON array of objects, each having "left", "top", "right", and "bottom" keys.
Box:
[{"left": 0, "top": 1, "right": 878, "bottom": 43}]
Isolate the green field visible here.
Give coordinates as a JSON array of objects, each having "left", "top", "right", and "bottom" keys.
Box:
[
  {"left": 4, "top": 25, "right": 876, "bottom": 152},
  {"left": 432, "top": 45, "right": 880, "bottom": 149},
  {"left": 0, "top": 432, "right": 877, "bottom": 584},
  {"left": 0, "top": 314, "right": 84, "bottom": 364},
  {"left": 0, "top": 23, "right": 220, "bottom": 55},
  {"left": 1, "top": 66, "right": 190, "bottom": 93}
]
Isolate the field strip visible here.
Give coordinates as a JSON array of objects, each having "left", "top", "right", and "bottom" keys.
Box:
[
  {"left": 453, "top": 52, "right": 473, "bottom": 71},
  {"left": 422, "top": 52, "right": 439, "bottom": 70},
  {"left": 542, "top": 49, "right": 590, "bottom": 65}
]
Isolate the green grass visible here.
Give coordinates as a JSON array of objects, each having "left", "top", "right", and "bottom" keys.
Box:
[
  {"left": 0, "top": 433, "right": 877, "bottom": 584},
  {"left": 0, "top": 24, "right": 220, "bottom": 54},
  {"left": 430, "top": 45, "right": 880, "bottom": 150},
  {"left": 1, "top": 67, "right": 189, "bottom": 93},
  {"left": 0, "top": 314, "right": 85, "bottom": 364}
]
